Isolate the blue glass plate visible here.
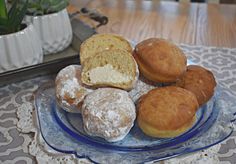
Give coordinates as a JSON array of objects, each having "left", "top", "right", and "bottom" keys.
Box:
[{"left": 35, "top": 82, "right": 236, "bottom": 163}]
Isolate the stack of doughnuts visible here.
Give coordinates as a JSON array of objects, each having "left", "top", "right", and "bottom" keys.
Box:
[
  {"left": 55, "top": 34, "right": 217, "bottom": 141},
  {"left": 133, "top": 38, "right": 216, "bottom": 138},
  {"left": 56, "top": 34, "right": 138, "bottom": 142}
]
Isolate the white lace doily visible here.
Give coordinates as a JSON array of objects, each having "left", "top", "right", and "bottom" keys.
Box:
[{"left": 17, "top": 101, "right": 91, "bottom": 164}]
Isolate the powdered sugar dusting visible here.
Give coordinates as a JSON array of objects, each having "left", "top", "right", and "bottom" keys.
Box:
[
  {"left": 60, "top": 78, "right": 80, "bottom": 99},
  {"left": 82, "top": 88, "right": 136, "bottom": 142},
  {"left": 55, "top": 65, "right": 78, "bottom": 82},
  {"left": 55, "top": 65, "right": 93, "bottom": 113}
]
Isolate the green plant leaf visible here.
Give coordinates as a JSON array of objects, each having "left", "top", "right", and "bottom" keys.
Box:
[
  {"left": 8, "top": 0, "right": 18, "bottom": 21},
  {"left": 0, "top": 0, "right": 30, "bottom": 34},
  {"left": 0, "top": 24, "right": 8, "bottom": 29},
  {"left": 0, "top": 0, "right": 28, "bottom": 34},
  {"left": 0, "top": 17, "right": 8, "bottom": 26},
  {"left": 26, "top": 1, "right": 42, "bottom": 15},
  {"left": 22, "top": 0, "right": 69, "bottom": 15},
  {"left": 0, "top": 0, "right": 8, "bottom": 19},
  {"left": 0, "top": 25, "right": 9, "bottom": 35},
  {"left": 47, "top": 1, "right": 68, "bottom": 13},
  {"left": 7, "top": 1, "right": 20, "bottom": 33},
  {"left": 12, "top": 0, "right": 28, "bottom": 29}
]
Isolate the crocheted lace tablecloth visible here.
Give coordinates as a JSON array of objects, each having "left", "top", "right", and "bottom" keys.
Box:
[{"left": 1, "top": 44, "right": 236, "bottom": 164}]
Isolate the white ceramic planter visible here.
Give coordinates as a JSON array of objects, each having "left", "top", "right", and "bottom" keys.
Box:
[
  {"left": 0, "top": 24, "right": 43, "bottom": 73},
  {"left": 25, "top": 8, "right": 73, "bottom": 55}
]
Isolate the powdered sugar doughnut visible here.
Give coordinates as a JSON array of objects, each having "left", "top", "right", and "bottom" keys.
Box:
[
  {"left": 55, "top": 65, "right": 93, "bottom": 113},
  {"left": 82, "top": 88, "right": 136, "bottom": 142}
]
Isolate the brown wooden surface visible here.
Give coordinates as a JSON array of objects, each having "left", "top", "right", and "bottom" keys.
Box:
[
  {"left": 221, "top": 0, "right": 236, "bottom": 4},
  {"left": 69, "top": 0, "right": 236, "bottom": 48}
]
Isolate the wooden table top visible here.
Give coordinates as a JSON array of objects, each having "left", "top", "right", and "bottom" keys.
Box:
[{"left": 69, "top": 0, "right": 236, "bottom": 48}]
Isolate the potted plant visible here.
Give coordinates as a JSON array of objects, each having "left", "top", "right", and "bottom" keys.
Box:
[
  {"left": 21, "top": 0, "right": 73, "bottom": 55},
  {"left": 0, "top": 0, "right": 43, "bottom": 73}
]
